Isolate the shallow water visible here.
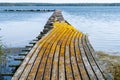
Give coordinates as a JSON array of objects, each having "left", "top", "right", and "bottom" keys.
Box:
[
  {"left": 0, "top": 5, "right": 120, "bottom": 80},
  {"left": 0, "top": 48, "right": 23, "bottom": 80},
  {"left": 0, "top": 12, "right": 52, "bottom": 47}
]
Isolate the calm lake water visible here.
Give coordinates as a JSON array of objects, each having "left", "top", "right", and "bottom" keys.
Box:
[{"left": 0, "top": 6, "right": 120, "bottom": 79}]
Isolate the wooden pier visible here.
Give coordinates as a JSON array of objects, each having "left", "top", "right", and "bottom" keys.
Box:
[{"left": 11, "top": 10, "right": 113, "bottom": 80}]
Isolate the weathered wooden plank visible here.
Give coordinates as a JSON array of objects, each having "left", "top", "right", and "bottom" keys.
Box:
[
  {"left": 51, "top": 26, "right": 68, "bottom": 80},
  {"left": 26, "top": 27, "right": 61, "bottom": 80},
  {"left": 12, "top": 44, "right": 38, "bottom": 80},
  {"left": 43, "top": 27, "right": 67, "bottom": 80},
  {"left": 19, "top": 46, "right": 42, "bottom": 80},
  {"left": 85, "top": 35, "right": 113, "bottom": 79},
  {"left": 20, "top": 27, "right": 61, "bottom": 80},
  {"left": 51, "top": 45, "right": 60, "bottom": 80},
  {"left": 29, "top": 41, "right": 37, "bottom": 45},
  {"left": 70, "top": 31, "right": 81, "bottom": 80},
  {"left": 25, "top": 44, "right": 33, "bottom": 48},
  {"left": 74, "top": 33, "right": 89, "bottom": 80},
  {"left": 33, "top": 38, "right": 39, "bottom": 41},
  {"left": 65, "top": 31, "right": 75, "bottom": 80},
  {"left": 82, "top": 35, "right": 104, "bottom": 80},
  {"left": 18, "top": 52, "right": 28, "bottom": 56},
  {"left": 14, "top": 58, "right": 24, "bottom": 61},
  {"left": 22, "top": 48, "right": 31, "bottom": 52},
  {"left": 28, "top": 27, "right": 61, "bottom": 79},
  {"left": 0, "top": 73, "right": 14, "bottom": 76},
  {"left": 36, "top": 34, "right": 42, "bottom": 39},
  {"left": 79, "top": 35, "right": 97, "bottom": 80},
  {"left": 58, "top": 29, "right": 71, "bottom": 80},
  {"left": 9, "top": 64, "right": 20, "bottom": 67},
  {"left": 12, "top": 24, "right": 59, "bottom": 80},
  {"left": 85, "top": 35, "right": 110, "bottom": 79},
  {"left": 35, "top": 27, "right": 66, "bottom": 80}
]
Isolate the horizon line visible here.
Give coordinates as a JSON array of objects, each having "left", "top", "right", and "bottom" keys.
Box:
[{"left": 0, "top": 2, "right": 120, "bottom": 4}]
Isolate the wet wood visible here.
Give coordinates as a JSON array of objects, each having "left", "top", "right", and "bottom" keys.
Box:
[
  {"left": 29, "top": 41, "right": 37, "bottom": 44},
  {"left": 9, "top": 64, "right": 20, "bottom": 67},
  {"left": 18, "top": 52, "right": 28, "bottom": 56},
  {"left": 14, "top": 58, "right": 24, "bottom": 61},
  {"left": 0, "top": 73, "right": 14, "bottom": 76}
]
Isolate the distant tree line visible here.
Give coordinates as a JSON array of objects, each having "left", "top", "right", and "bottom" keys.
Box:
[{"left": 0, "top": 3, "right": 120, "bottom": 6}]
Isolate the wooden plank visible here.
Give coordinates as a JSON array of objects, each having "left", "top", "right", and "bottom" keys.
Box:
[
  {"left": 85, "top": 35, "right": 113, "bottom": 79},
  {"left": 51, "top": 24, "right": 67, "bottom": 80},
  {"left": 85, "top": 35, "right": 107, "bottom": 78},
  {"left": 28, "top": 26, "right": 61, "bottom": 79},
  {"left": 14, "top": 58, "right": 24, "bottom": 61},
  {"left": 12, "top": 44, "right": 38, "bottom": 80},
  {"left": 70, "top": 31, "right": 81, "bottom": 80},
  {"left": 43, "top": 27, "right": 67, "bottom": 80},
  {"left": 22, "top": 48, "right": 31, "bottom": 52},
  {"left": 85, "top": 35, "right": 98, "bottom": 58},
  {"left": 65, "top": 31, "right": 75, "bottom": 80},
  {"left": 36, "top": 34, "right": 42, "bottom": 39},
  {"left": 35, "top": 27, "right": 67, "bottom": 80},
  {"left": 74, "top": 33, "right": 89, "bottom": 80},
  {"left": 0, "top": 73, "right": 14, "bottom": 76},
  {"left": 26, "top": 26, "right": 61, "bottom": 80},
  {"left": 51, "top": 45, "right": 60, "bottom": 80},
  {"left": 18, "top": 52, "right": 28, "bottom": 56},
  {"left": 25, "top": 44, "right": 33, "bottom": 48},
  {"left": 33, "top": 38, "right": 39, "bottom": 41},
  {"left": 79, "top": 35, "right": 97, "bottom": 80},
  {"left": 9, "top": 64, "right": 20, "bottom": 67},
  {"left": 29, "top": 41, "right": 37, "bottom": 45},
  {"left": 12, "top": 26, "right": 59, "bottom": 80},
  {"left": 82, "top": 35, "right": 104, "bottom": 80},
  {"left": 19, "top": 27, "right": 61, "bottom": 80},
  {"left": 58, "top": 28, "right": 71, "bottom": 80}
]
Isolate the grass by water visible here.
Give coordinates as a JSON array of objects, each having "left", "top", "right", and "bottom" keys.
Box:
[
  {"left": 0, "top": 40, "right": 3, "bottom": 64},
  {"left": 97, "top": 51, "right": 120, "bottom": 80},
  {"left": 0, "top": 39, "right": 3, "bottom": 55},
  {"left": 0, "top": 45, "right": 2, "bottom": 54}
]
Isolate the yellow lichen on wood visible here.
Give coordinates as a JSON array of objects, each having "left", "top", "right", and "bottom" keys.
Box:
[{"left": 53, "top": 21, "right": 76, "bottom": 30}]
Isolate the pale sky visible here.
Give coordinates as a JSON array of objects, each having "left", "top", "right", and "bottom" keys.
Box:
[{"left": 0, "top": 0, "right": 120, "bottom": 3}]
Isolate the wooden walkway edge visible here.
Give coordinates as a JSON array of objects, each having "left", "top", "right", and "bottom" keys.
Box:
[{"left": 11, "top": 10, "right": 113, "bottom": 80}]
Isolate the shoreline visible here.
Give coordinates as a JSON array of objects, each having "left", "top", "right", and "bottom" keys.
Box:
[{"left": 96, "top": 51, "right": 120, "bottom": 80}]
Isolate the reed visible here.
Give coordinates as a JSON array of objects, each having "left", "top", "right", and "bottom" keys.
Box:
[
  {"left": 0, "top": 39, "right": 3, "bottom": 54},
  {"left": 0, "top": 29, "right": 3, "bottom": 54}
]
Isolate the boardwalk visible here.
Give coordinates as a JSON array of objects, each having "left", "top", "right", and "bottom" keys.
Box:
[{"left": 12, "top": 10, "right": 112, "bottom": 80}]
